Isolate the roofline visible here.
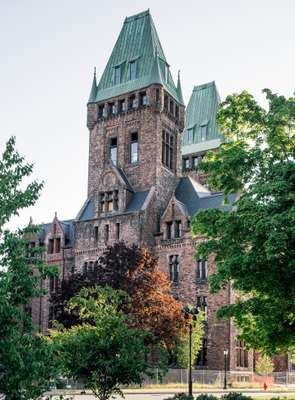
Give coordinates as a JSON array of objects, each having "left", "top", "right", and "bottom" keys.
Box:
[
  {"left": 193, "top": 81, "right": 216, "bottom": 92},
  {"left": 124, "top": 9, "right": 150, "bottom": 23}
]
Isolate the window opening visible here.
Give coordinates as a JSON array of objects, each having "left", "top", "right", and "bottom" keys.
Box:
[
  {"left": 130, "top": 132, "right": 138, "bottom": 163},
  {"left": 110, "top": 137, "right": 117, "bottom": 165},
  {"left": 169, "top": 255, "right": 180, "bottom": 283}
]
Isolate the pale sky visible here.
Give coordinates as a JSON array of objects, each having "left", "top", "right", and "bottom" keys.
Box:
[{"left": 1, "top": 0, "right": 294, "bottom": 230}]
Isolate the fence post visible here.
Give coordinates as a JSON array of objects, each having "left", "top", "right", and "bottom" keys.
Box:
[
  {"left": 180, "top": 368, "right": 183, "bottom": 384},
  {"left": 156, "top": 367, "right": 159, "bottom": 385}
]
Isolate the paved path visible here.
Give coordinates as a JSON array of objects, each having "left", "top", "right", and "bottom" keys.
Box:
[{"left": 53, "top": 390, "right": 295, "bottom": 400}]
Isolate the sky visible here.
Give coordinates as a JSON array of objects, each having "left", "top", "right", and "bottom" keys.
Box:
[{"left": 0, "top": 0, "right": 294, "bottom": 230}]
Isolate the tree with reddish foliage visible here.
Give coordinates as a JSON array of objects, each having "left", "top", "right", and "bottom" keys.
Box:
[{"left": 51, "top": 242, "right": 187, "bottom": 350}]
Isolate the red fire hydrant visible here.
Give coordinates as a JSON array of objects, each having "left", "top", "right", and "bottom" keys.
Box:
[{"left": 263, "top": 382, "right": 268, "bottom": 391}]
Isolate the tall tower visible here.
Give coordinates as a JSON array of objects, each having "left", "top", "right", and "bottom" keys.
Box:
[{"left": 75, "top": 10, "right": 185, "bottom": 263}]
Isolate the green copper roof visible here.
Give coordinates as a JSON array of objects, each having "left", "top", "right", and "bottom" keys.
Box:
[
  {"left": 176, "top": 71, "right": 184, "bottom": 105},
  {"left": 182, "top": 81, "right": 223, "bottom": 154},
  {"left": 89, "top": 10, "right": 183, "bottom": 105},
  {"left": 88, "top": 67, "right": 97, "bottom": 103}
]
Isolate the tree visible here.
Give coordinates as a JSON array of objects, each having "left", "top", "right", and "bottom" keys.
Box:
[
  {"left": 51, "top": 286, "right": 166, "bottom": 400},
  {"left": 176, "top": 313, "right": 205, "bottom": 368},
  {"left": 191, "top": 90, "right": 295, "bottom": 354},
  {"left": 52, "top": 242, "right": 186, "bottom": 351},
  {"left": 0, "top": 137, "right": 59, "bottom": 399},
  {"left": 255, "top": 355, "right": 274, "bottom": 374}
]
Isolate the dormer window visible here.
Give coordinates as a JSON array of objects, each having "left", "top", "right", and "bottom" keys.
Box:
[
  {"left": 100, "top": 191, "right": 119, "bottom": 213},
  {"left": 114, "top": 65, "right": 121, "bottom": 84},
  {"left": 164, "top": 64, "right": 169, "bottom": 83},
  {"left": 130, "top": 61, "right": 137, "bottom": 80},
  {"left": 166, "top": 222, "right": 173, "bottom": 239},
  {"left": 55, "top": 237, "right": 61, "bottom": 253},
  {"left": 110, "top": 137, "right": 117, "bottom": 165},
  {"left": 200, "top": 125, "right": 207, "bottom": 141},
  {"left": 187, "top": 128, "right": 193, "bottom": 144},
  {"left": 175, "top": 221, "right": 182, "bottom": 238}
]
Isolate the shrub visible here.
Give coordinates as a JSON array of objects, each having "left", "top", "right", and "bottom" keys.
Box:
[
  {"left": 164, "top": 394, "right": 193, "bottom": 400},
  {"left": 221, "top": 393, "right": 253, "bottom": 400},
  {"left": 196, "top": 395, "right": 219, "bottom": 400}
]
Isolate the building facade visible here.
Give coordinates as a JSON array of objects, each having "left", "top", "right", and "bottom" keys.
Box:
[{"left": 30, "top": 10, "right": 283, "bottom": 375}]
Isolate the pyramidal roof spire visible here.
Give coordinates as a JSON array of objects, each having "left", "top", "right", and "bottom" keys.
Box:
[
  {"left": 177, "top": 70, "right": 184, "bottom": 105},
  {"left": 88, "top": 67, "right": 97, "bottom": 103},
  {"left": 94, "top": 10, "right": 184, "bottom": 105}
]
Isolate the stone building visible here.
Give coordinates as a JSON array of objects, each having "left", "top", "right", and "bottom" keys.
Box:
[{"left": 30, "top": 10, "right": 286, "bottom": 375}]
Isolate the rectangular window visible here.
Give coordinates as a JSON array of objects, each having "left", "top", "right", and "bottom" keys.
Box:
[
  {"left": 187, "top": 128, "right": 193, "bottom": 144},
  {"left": 197, "top": 296, "right": 208, "bottom": 320},
  {"left": 116, "top": 223, "right": 120, "bottom": 240},
  {"left": 114, "top": 65, "right": 121, "bottom": 84},
  {"left": 162, "top": 130, "right": 175, "bottom": 171},
  {"left": 104, "top": 224, "right": 109, "bottom": 242},
  {"left": 169, "top": 255, "right": 180, "bottom": 283},
  {"left": 49, "top": 276, "right": 58, "bottom": 293},
  {"left": 183, "top": 158, "right": 190, "bottom": 171},
  {"left": 107, "top": 192, "right": 113, "bottom": 212},
  {"left": 130, "top": 132, "right": 138, "bottom": 163},
  {"left": 193, "top": 156, "right": 199, "bottom": 167},
  {"left": 48, "top": 306, "right": 54, "bottom": 329},
  {"left": 197, "top": 338, "right": 208, "bottom": 366},
  {"left": 119, "top": 99, "right": 126, "bottom": 113},
  {"left": 140, "top": 92, "right": 147, "bottom": 107},
  {"left": 55, "top": 237, "right": 61, "bottom": 253},
  {"left": 175, "top": 221, "right": 182, "bottom": 238},
  {"left": 108, "top": 102, "right": 116, "bottom": 115},
  {"left": 236, "top": 340, "right": 249, "bottom": 367},
  {"left": 166, "top": 222, "right": 173, "bottom": 240},
  {"left": 130, "top": 61, "right": 137, "bottom": 80},
  {"left": 175, "top": 105, "right": 179, "bottom": 119},
  {"left": 110, "top": 137, "right": 117, "bottom": 165},
  {"left": 94, "top": 226, "right": 99, "bottom": 241},
  {"left": 113, "top": 190, "right": 119, "bottom": 210},
  {"left": 156, "top": 88, "right": 160, "bottom": 104},
  {"left": 48, "top": 239, "right": 54, "bottom": 254},
  {"left": 201, "top": 125, "right": 207, "bottom": 141},
  {"left": 197, "top": 260, "right": 208, "bottom": 281},
  {"left": 98, "top": 104, "right": 104, "bottom": 118},
  {"left": 164, "top": 94, "right": 168, "bottom": 110},
  {"left": 129, "top": 95, "right": 137, "bottom": 110},
  {"left": 83, "top": 262, "right": 88, "bottom": 276},
  {"left": 169, "top": 100, "right": 174, "bottom": 115}
]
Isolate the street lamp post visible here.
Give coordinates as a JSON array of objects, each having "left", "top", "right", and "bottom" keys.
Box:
[
  {"left": 182, "top": 305, "right": 199, "bottom": 398},
  {"left": 223, "top": 348, "right": 229, "bottom": 390}
]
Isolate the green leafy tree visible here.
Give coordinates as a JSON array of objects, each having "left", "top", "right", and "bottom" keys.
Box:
[
  {"left": 51, "top": 286, "right": 167, "bottom": 400},
  {"left": 255, "top": 355, "right": 274, "bottom": 374},
  {"left": 0, "top": 137, "right": 59, "bottom": 399},
  {"left": 176, "top": 312, "right": 204, "bottom": 368},
  {"left": 191, "top": 90, "right": 295, "bottom": 354}
]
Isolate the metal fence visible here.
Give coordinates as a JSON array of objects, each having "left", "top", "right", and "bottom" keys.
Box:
[
  {"left": 50, "top": 370, "right": 295, "bottom": 390},
  {"left": 142, "top": 369, "right": 295, "bottom": 386}
]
